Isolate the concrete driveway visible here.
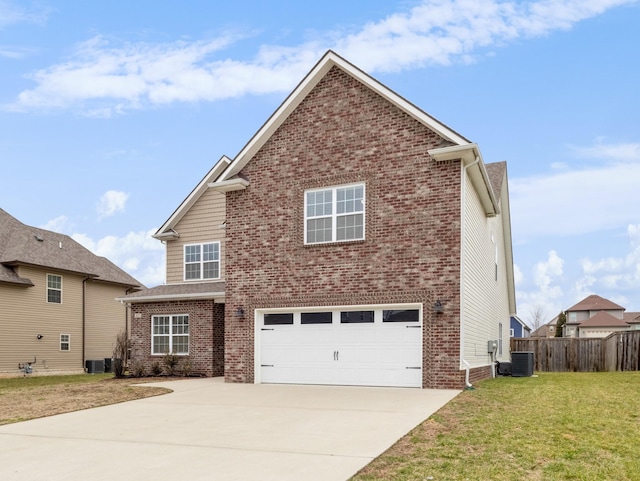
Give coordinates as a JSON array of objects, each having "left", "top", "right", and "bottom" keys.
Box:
[{"left": 0, "top": 378, "right": 459, "bottom": 481}]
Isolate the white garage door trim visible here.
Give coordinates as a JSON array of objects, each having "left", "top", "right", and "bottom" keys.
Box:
[{"left": 254, "top": 303, "right": 423, "bottom": 388}]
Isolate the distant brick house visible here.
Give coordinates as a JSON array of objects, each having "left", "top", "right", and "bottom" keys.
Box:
[
  {"left": 122, "top": 51, "right": 517, "bottom": 389},
  {"left": 0, "top": 208, "right": 141, "bottom": 375}
]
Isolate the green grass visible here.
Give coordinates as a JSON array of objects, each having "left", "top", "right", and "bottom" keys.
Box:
[
  {"left": 352, "top": 372, "right": 640, "bottom": 481},
  {"left": 0, "top": 373, "right": 113, "bottom": 390}
]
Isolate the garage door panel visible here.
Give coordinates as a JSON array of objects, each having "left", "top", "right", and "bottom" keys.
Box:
[{"left": 259, "top": 308, "right": 423, "bottom": 388}]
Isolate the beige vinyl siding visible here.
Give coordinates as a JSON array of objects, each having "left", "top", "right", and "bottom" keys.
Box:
[
  {"left": 461, "top": 170, "right": 511, "bottom": 367},
  {"left": 84, "top": 281, "right": 129, "bottom": 361},
  {"left": 166, "top": 188, "right": 226, "bottom": 284},
  {"left": 0, "top": 265, "right": 83, "bottom": 373}
]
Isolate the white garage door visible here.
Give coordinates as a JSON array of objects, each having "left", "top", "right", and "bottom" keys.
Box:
[{"left": 257, "top": 306, "right": 422, "bottom": 388}]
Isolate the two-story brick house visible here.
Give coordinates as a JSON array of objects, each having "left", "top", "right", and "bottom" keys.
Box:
[{"left": 123, "top": 51, "right": 516, "bottom": 389}]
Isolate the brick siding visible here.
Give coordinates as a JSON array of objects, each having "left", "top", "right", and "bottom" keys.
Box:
[
  {"left": 130, "top": 300, "right": 224, "bottom": 377},
  {"left": 225, "top": 66, "right": 469, "bottom": 389}
]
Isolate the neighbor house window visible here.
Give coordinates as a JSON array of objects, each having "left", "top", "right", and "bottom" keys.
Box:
[
  {"left": 152, "top": 315, "right": 189, "bottom": 354},
  {"left": 47, "top": 274, "right": 62, "bottom": 303},
  {"left": 305, "top": 183, "right": 365, "bottom": 244},
  {"left": 60, "top": 334, "right": 70, "bottom": 351},
  {"left": 184, "top": 242, "right": 220, "bottom": 280}
]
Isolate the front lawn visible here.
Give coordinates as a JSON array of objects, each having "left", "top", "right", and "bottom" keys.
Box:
[
  {"left": 352, "top": 372, "right": 640, "bottom": 481},
  {"left": 0, "top": 374, "right": 171, "bottom": 425}
]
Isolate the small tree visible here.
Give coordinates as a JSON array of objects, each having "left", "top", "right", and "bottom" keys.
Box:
[
  {"left": 528, "top": 304, "right": 547, "bottom": 332},
  {"left": 112, "top": 330, "right": 130, "bottom": 378},
  {"left": 555, "top": 311, "right": 567, "bottom": 337}
]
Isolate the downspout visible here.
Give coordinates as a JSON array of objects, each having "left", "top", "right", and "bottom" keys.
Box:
[
  {"left": 460, "top": 156, "right": 480, "bottom": 390},
  {"left": 82, "top": 277, "right": 90, "bottom": 371},
  {"left": 462, "top": 360, "right": 474, "bottom": 390}
]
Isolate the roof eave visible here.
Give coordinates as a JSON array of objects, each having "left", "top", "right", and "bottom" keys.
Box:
[
  {"left": 208, "top": 178, "right": 250, "bottom": 193},
  {"left": 428, "top": 143, "right": 500, "bottom": 216},
  {"left": 116, "top": 291, "right": 225, "bottom": 304}
]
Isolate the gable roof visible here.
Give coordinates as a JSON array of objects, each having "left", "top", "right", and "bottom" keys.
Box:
[
  {"left": 153, "top": 156, "right": 231, "bottom": 239},
  {"left": 566, "top": 294, "right": 625, "bottom": 312},
  {"left": 218, "top": 50, "right": 471, "bottom": 182},
  {"left": 0, "top": 208, "right": 142, "bottom": 288},
  {"left": 578, "top": 311, "right": 629, "bottom": 328}
]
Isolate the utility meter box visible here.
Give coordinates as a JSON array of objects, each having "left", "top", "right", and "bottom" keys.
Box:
[{"left": 487, "top": 340, "right": 498, "bottom": 353}]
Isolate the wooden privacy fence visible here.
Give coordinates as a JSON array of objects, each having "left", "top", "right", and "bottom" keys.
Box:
[{"left": 510, "top": 330, "right": 640, "bottom": 372}]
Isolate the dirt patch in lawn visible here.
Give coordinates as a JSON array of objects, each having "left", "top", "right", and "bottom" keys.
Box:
[{"left": 0, "top": 378, "right": 172, "bottom": 425}]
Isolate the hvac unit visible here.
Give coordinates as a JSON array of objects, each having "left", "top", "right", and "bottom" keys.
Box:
[
  {"left": 511, "top": 351, "right": 534, "bottom": 377},
  {"left": 496, "top": 361, "right": 512, "bottom": 376},
  {"left": 85, "top": 359, "right": 105, "bottom": 374},
  {"left": 103, "top": 358, "right": 112, "bottom": 373}
]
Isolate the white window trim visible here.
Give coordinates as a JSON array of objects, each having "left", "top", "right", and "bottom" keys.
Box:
[
  {"left": 46, "top": 273, "right": 63, "bottom": 304},
  {"left": 304, "top": 182, "right": 366, "bottom": 245},
  {"left": 60, "top": 333, "right": 70, "bottom": 351},
  {"left": 183, "top": 241, "right": 221, "bottom": 281},
  {"left": 151, "top": 314, "right": 190, "bottom": 355}
]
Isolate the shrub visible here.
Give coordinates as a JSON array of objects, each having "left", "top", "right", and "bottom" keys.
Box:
[
  {"left": 181, "top": 358, "right": 193, "bottom": 377},
  {"left": 112, "top": 331, "right": 130, "bottom": 378},
  {"left": 151, "top": 362, "right": 162, "bottom": 376},
  {"left": 162, "top": 352, "right": 180, "bottom": 376},
  {"left": 130, "top": 360, "right": 146, "bottom": 378}
]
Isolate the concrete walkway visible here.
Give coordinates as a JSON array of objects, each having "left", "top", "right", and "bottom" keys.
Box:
[{"left": 0, "top": 378, "right": 459, "bottom": 481}]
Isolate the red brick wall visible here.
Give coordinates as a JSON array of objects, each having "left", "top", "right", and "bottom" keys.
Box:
[
  {"left": 130, "top": 300, "right": 224, "bottom": 377},
  {"left": 225, "top": 66, "right": 469, "bottom": 389}
]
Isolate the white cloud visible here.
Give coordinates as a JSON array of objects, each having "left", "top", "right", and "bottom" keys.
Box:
[
  {"left": 511, "top": 140, "right": 640, "bottom": 241},
  {"left": 0, "top": 0, "right": 49, "bottom": 29},
  {"left": 577, "top": 223, "right": 640, "bottom": 292},
  {"left": 534, "top": 250, "right": 564, "bottom": 294},
  {"left": 0, "top": 45, "right": 35, "bottom": 59},
  {"left": 571, "top": 140, "right": 640, "bottom": 161},
  {"left": 97, "top": 190, "right": 129, "bottom": 219},
  {"left": 40, "top": 215, "right": 71, "bottom": 233},
  {"left": 516, "top": 250, "right": 565, "bottom": 325},
  {"left": 5, "top": 0, "right": 637, "bottom": 114},
  {"left": 72, "top": 229, "right": 165, "bottom": 287}
]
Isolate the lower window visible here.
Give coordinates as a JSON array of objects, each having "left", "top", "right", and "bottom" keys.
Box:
[
  {"left": 152, "top": 314, "right": 189, "bottom": 354},
  {"left": 60, "top": 334, "right": 70, "bottom": 351}
]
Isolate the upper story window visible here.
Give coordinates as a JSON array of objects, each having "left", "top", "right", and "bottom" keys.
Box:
[
  {"left": 184, "top": 242, "right": 220, "bottom": 280},
  {"left": 305, "top": 183, "right": 365, "bottom": 244},
  {"left": 47, "top": 274, "right": 62, "bottom": 303}
]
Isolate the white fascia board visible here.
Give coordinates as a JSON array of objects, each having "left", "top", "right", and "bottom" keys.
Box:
[
  {"left": 153, "top": 156, "right": 232, "bottom": 239},
  {"left": 220, "top": 50, "right": 470, "bottom": 182},
  {"left": 208, "top": 177, "right": 250, "bottom": 192},
  {"left": 116, "top": 291, "right": 225, "bottom": 304},
  {"left": 428, "top": 143, "right": 500, "bottom": 216}
]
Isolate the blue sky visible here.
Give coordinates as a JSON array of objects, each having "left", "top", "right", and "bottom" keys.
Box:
[{"left": 2, "top": 0, "right": 639, "bottom": 326}]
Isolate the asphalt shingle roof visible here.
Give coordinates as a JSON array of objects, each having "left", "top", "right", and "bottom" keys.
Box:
[
  {"left": 566, "top": 294, "right": 624, "bottom": 312},
  {"left": 0, "top": 208, "right": 142, "bottom": 288}
]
